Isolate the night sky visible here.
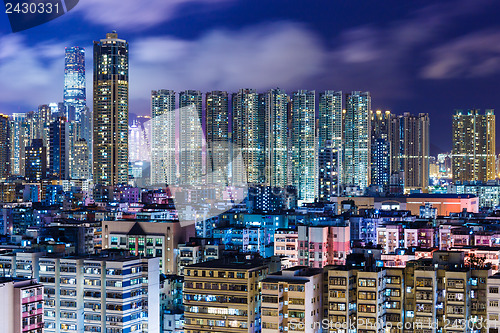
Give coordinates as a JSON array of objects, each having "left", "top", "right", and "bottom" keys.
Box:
[{"left": 1, "top": 0, "right": 500, "bottom": 153}]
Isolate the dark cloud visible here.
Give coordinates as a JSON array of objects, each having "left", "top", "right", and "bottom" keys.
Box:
[
  {"left": 73, "top": 0, "right": 232, "bottom": 30},
  {"left": 422, "top": 30, "right": 500, "bottom": 79},
  {"left": 129, "top": 22, "right": 326, "bottom": 100},
  {"left": 0, "top": 34, "right": 67, "bottom": 111},
  {"left": 0, "top": 0, "right": 498, "bottom": 122}
]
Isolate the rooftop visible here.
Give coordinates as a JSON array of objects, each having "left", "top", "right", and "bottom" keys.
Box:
[
  {"left": 263, "top": 266, "right": 323, "bottom": 283},
  {"left": 187, "top": 255, "right": 266, "bottom": 270}
]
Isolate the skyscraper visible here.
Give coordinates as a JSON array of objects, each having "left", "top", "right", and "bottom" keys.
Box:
[
  {"left": 318, "top": 90, "right": 342, "bottom": 200},
  {"left": 318, "top": 142, "right": 337, "bottom": 202},
  {"left": 391, "top": 112, "right": 430, "bottom": 190},
  {"left": 129, "top": 121, "right": 149, "bottom": 163},
  {"left": 37, "top": 104, "right": 51, "bottom": 144},
  {"left": 71, "top": 138, "right": 89, "bottom": 179},
  {"left": 49, "top": 117, "right": 69, "bottom": 180},
  {"left": 318, "top": 91, "right": 343, "bottom": 155},
  {"left": 80, "top": 106, "right": 93, "bottom": 179},
  {"left": 0, "top": 114, "right": 10, "bottom": 179},
  {"left": 344, "top": 91, "right": 371, "bottom": 189},
  {"left": 265, "top": 88, "right": 289, "bottom": 188},
  {"left": 80, "top": 106, "right": 92, "bottom": 144},
  {"left": 10, "top": 113, "right": 26, "bottom": 176},
  {"left": 25, "top": 139, "right": 46, "bottom": 182},
  {"left": 371, "top": 138, "right": 390, "bottom": 188},
  {"left": 63, "top": 46, "right": 86, "bottom": 122},
  {"left": 67, "top": 120, "right": 80, "bottom": 179},
  {"left": 179, "top": 90, "right": 203, "bottom": 185},
  {"left": 206, "top": 91, "right": 229, "bottom": 185},
  {"left": 93, "top": 32, "right": 129, "bottom": 186},
  {"left": 370, "top": 110, "right": 392, "bottom": 188},
  {"left": 150, "top": 89, "right": 176, "bottom": 186},
  {"left": 452, "top": 109, "right": 495, "bottom": 183},
  {"left": 232, "top": 89, "right": 265, "bottom": 185},
  {"left": 291, "top": 90, "right": 316, "bottom": 202}
]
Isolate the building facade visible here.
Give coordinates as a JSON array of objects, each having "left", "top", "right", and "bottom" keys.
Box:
[
  {"left": 205, "top": 91, "right": 230, "bottom": 185},
  {"left": 63, "top": 46, "right": 86, "bottom": 122},
  {"left": 10, "top": 113, "right": 26, "bottom": 175},
  {"left": 371, "top": 110, "right": 392, "bottom": 188},
  {"left": 452, "top": 109, "right": 496, "bottom": 183},
  {"left": 40, "top": 255, "right": 160, "bottom": 333},
  {"left": 318, "top": 91, "right": 342, "bottom": 201},
  {"left": 232, "top": 89, "right": 265, "bottom": 185},
  {"left": 183, "top": 256, "right": 269, "bottom": 333},
  {"left": 151, "top": 89, "right": 177, "bottom": 186},
  {"left": 93, "top": 32, "right": 129, "bottom": 186},
  {"left": 344, "top": 91, "right": 371, "bottom": 190},
  {"left": 49, "top": 117, "right": 69, "bottom": 180},
  {"left": 70, "top": 138, "right": 90, "bottom": 179},
  {"left": 0, "top": 114, "right": 10, "bottom": 179},
  {"left": 291, "top": 90, "right": 317, "bottom": 202},
  {"left": 391, "top": 112, "right": 430, "bottom": 191},
  {"left": 25, "top": 139, "right": 47, "bottom": 182},
  {"left": 0, "top": 278, "right": 44, "bottom": 333},
  {"left": 179, "top": 90, "right": 204, "bottom": 186},
  {"left": 102, "top": 220, "right": 185, "bottom": 274},
  {"left": 261, "top": 267, "right": 323, "bottom": 332},
  {"left": 265, "top": 88, "right": 289, "bottom": 188}
]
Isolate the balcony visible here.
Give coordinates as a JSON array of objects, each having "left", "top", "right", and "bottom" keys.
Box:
[
  {"left": 22, "top": 294, "right": 43, "bottom": 304},
  {"left": 22, "top": 308, "right": 43, "bottom": 317},
  {"left": 22, "top": 321, "right": 44, "bottom": 332}
]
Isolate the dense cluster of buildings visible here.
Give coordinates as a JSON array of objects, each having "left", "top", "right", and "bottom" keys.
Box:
[
  {"left": 0, "top": 32, "right": 498, "bottom": 204},
  {"left": 0, "top": 184, "right": 499, "bottom": 332},
  {"left": 1, "top": 31, "right": 500, "bottom": 333}
]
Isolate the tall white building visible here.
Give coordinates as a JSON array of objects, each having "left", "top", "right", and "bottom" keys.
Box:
[
  {"left": 0, "top": 278, "right": 44, "bottom": 333},
  {"left": 205, "top": 91, "right": 230, "bottom": 185},
  {"left": 10, "top": 113, "right": 27, "bottom": 175},
  {"left": 40, "top": 255, "right": 160, "bottom": 333},
  {"left": 344, "top": 91, "right": 371, "bottom": 190},
  {"left": 129, "top": 121, "right": 150, "bottom": 163},
  {"left": 319, "top": 91, "right": 343, "bottom": 153},
  {"left": 151, "top": 90, "right": 177, "bottom": 186},
  {"left": 179, "top": 90, "right": 204, "bottom": 185},
  {"left": 70, "top": 138, "right": 90, "bottom": 179},
  {"left": 291, "top": 90, "right": 317, "bottom": 202},
  {"left": 265, "top": 88, "right": 289, "bottom": 188},
  {"left": 318, "top": 91, "right": 343, "bottom": 200},
  {"left": 232, "top": 89, "right": 265, "bottom": 185}
]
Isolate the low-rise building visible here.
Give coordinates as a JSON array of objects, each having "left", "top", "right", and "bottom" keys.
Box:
[
  {"left": 297, "top": 224, "right": 350, "bottom": 268},
  {"left": 40, "top": 254, "right": 160, "bottom": 333},
  {"left": 377, "top": 224, "right": 403, "bottom": 254},
  {"left": 0, "top": 251, "right": 43, "bottom": 280},
  {"left": 274, "top": 229, "right": 299, "bottom": 267},
  {"left": 183, "top": 255, "right": 269, "bottom": 333},
  {"left": 0, "top": 278, "right": 44, "bottom": 333},
  {"left": 261, "top": 266, "right": 323, "bottom": 332},
  {"left": 102, "top": 219, "right": 189, "bottom": 274}
]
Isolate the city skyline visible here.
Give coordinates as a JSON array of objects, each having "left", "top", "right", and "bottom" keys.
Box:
[
  {"left": 2, "top": 0, "right": 500, "bottom": 152},
  {"left": 0, "top": 23, "right": 480, "bottom": 200},
  {"left": 3, "top": 3, "right": 500, "bottom": 333}
]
